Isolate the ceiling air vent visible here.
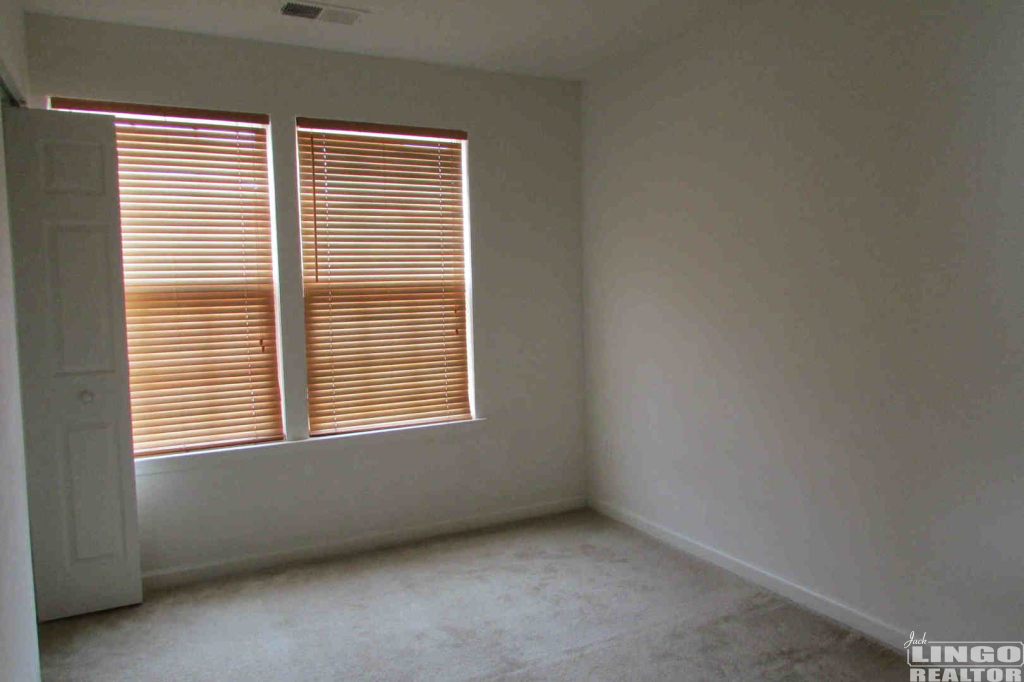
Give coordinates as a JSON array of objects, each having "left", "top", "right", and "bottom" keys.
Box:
[
  {"left": 281, "top": 2, "right": 323, "bottom": 20},
  {"left": 280, "top": 2, "right": 367, "bottom": 24}
]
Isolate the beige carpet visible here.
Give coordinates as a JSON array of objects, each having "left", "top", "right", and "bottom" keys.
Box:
[{"left": 39, "top": 510, "right": 904, "bottom": 681}]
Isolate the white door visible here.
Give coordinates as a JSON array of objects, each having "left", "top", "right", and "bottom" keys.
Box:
[{"left": 3, "top": 106, "right": 142, "bottom": 621}]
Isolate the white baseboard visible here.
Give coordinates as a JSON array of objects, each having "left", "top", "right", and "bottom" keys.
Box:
[
  {"left": 589, "top": 498, "right": 907, "bottom": 652},
  {"left": 143, "top": 496, "right": 587, "bottom": 591}
]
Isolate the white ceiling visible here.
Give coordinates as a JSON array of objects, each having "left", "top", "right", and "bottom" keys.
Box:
[{"left": 22, "top": 0, "right": 714, "bottom": 80}]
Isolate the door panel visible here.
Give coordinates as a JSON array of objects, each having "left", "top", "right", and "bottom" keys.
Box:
[
  {"left": 64, "top": 423, "right": 124, "bottom": 561},
  {"left": 49, "top": 223, "right": 116, "bottom": 373},
  {"left": 3, "top": 106, "right": 141, "bottom": 621}
]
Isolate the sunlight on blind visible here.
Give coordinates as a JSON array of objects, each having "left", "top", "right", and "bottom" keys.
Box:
[
  {"left": 53, "top": 98, "right": 284, "bottom": 456},
  {"left": 296, "top": 121, "right": 472, "bottom": 436}
]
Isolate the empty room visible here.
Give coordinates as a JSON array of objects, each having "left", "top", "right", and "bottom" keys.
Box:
[{"left": 1, "top": 0, "right": 1021, "bottom": 680}]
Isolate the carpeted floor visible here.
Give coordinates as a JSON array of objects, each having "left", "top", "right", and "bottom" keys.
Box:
[{"left": 38, "top": 510, "right": 905, "bottom": 681}]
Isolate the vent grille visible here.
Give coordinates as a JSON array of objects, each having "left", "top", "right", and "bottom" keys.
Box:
[
  {"left": 281, "top": 2, "right": 323, "bottom": 19},
  {"left": 281, "top": 2, "right": 366, "bottom": 24}
]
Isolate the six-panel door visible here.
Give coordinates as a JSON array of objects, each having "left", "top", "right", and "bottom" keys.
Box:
[{"left": 3, "top": 106, "right": 142, "bottom": 621}]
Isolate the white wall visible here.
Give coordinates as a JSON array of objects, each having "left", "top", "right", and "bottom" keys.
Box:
[
  {"left": 0, "top": 103, "right": 41, "bottom": 678},
  {"left": 1, "top": 4, "right": 40, "bottom": 675},
  {"left": 584, "top": 0, "right": 1024, "bottom": 648},
  {"left": 0, "top": 0, "right": 29, "bottom": 100},
  {"left": 26, "top": 14, "right": 585, "bottom": 583}
]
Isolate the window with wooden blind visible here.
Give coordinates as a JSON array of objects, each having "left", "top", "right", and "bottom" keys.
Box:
[
  {"left": 51, "top": 98, "right": 284, "bottom": 456},
  {"left": 296, "top": 118, "right": 473, "bottom": 436}
]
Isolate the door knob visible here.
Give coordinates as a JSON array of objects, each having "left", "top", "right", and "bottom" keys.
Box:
[{"left": 78, "top": 389, "right": 96, "bottom": 404}]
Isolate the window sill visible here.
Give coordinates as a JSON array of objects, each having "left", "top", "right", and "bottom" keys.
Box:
[{"left": 133, "top": 417, "right": 487, "bottom": 477}]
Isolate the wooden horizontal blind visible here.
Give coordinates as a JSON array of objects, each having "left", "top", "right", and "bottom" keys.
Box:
[
  {"left": 54, "top": 99, "right": 284, "bottom": 456},
  {"left": 296, "top": 121, "right": 472, "bottom": 436}
]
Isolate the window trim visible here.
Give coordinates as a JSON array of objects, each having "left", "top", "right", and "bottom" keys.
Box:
[{"left": 134, "top": 416, "right": 486, "bottom": 475}]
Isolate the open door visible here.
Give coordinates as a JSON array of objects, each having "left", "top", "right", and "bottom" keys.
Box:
[{"left": 3, "top": 106, "right": 142, "bottom": 621}]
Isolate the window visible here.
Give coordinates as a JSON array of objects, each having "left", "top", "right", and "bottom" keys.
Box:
[
  {"left": 51, "top": 98, "right": 283, "bottom": 456},
  {"left": 51, "top": 98, "right": 476, "bottom": 455},
  {"left": 296, "top": 118, "right": 473, "bottom": 435}
]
